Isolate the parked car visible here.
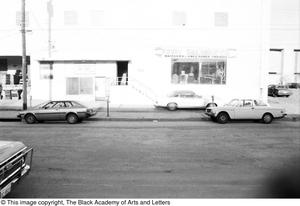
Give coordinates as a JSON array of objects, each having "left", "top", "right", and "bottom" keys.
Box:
[
  {"left": 0, "top": 140, "right": 33, "bottom": 198},
  {"left": 268, "top": 84, "right": 292, "bottom": 97},
  {"left": 287, "top": 82, "right": 300, "bottom": 89},
  {"left": 155, "top": 90, "right": 216, "bottom": 111},
  {"left": 205, "top": 99, "right": 286, "bottom": 124},
  {"left": 18, "top": 100, "right": 97, "bottom": 124}
]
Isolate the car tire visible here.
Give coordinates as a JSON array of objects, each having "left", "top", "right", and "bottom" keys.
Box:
[
  {"left": 262, "top": 113, "right": 273, "bottom": 124},
  {"left": 24, "top": 114, "right": 36, "bottom": 124},
  {"left": 167, "top": 103, "right": 177, "bottom": 111},
  {"left": 67, "top": 113, "right": 79, "bottom": 124},
  {"left": 217, "top": 112, "right": 229, "bottom": 124}
]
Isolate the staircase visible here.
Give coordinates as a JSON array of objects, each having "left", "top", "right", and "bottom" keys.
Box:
[{"left": 109, "top": 83, "right": 157, "bottom": 108}]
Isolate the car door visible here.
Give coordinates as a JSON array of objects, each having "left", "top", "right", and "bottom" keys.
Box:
[
  {"left": 179, "top": 93, "right": 197, "bottom": 108},
  {"left": 34, "top": 101, "right": 57, "bottom": 120},
  {"left": 51, "top": 101, "right": 68, "bottom": 120},
  {"left": 234, "top": 100, "right": 256, "bottom": 119}
]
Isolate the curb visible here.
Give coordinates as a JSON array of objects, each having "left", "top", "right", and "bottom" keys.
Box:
[{"left": 0, "top": 116, "right": 299, "bottom": 122}]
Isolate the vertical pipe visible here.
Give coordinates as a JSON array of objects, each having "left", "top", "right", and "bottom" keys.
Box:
[{"left": 21, "top": 0, "right": 27, "bottom": 110}]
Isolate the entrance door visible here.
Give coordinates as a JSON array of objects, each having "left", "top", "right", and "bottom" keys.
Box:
[
  {"left": 95, "top": 77, "right": 107, "bottom": 100},
  {"left": 117, "top": 61, "right": 128, "bottom": 85}
]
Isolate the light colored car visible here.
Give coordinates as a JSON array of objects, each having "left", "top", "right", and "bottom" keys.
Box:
[
  {"left": 268, "top": 84, "right": 293, "bottom": 97},
  {"left": 155, "top": 90, "right": 216, "bottom": 111},
  {"left": 0, "top": 141, "right": 33, "bottom": 198},
  {"left": 18, "top": 100, "right": 97, "bottom": 124},
  {"left": 205, "top": 99, "right": 286, "bottom": 124}
]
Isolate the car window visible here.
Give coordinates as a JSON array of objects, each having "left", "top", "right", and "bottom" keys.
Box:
[
  {"left": 254, "top": 100, "right": 268, "bottom": 106},
  {"left": 65, "top": 102, "right": 73, "bottom": 108},
  {"left": 243, "top": 100, "right": 253, "bottom": 107},
  {"left": 43, "top": 102, "right": 56, "bottom": 109},
  {"left": 52, "top": 102, "right": 65, "bottom": 109},
  {"left": 181, "top": 94, "right": 195, "bottom": 98},
  {"left": 71, "top": 101, "right": 85, "bottom": 108}
]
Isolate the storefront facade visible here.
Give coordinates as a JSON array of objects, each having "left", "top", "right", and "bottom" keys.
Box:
[{"left": 1, "top": 0, "right": 273, "bottom": 106}]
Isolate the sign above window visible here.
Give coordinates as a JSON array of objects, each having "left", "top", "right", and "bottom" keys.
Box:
[{"left": 155, "top": 47, "right": 236, "bottom": 59}]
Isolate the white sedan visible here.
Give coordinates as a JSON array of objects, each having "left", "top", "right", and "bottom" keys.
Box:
[
  {"left": 155, "top": 90, "right": 216, "bottom": 111},
  {"left": 205, "top": 99, "right": 286, "bottom": 124}
]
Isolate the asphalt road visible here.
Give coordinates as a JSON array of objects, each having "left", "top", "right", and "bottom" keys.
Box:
[{"left": 1, "top": 120, "right": 299, "bottom": 198}]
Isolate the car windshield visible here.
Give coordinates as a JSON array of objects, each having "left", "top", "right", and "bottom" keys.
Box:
[
  {"left": 226, "top": 99, "right": 241, "bottom": 106},
  {"left": 32, "top": 101, "right": 51, "bottom": 109},
  {"left": 276, "top": 85, "right": 288, "bottom": 89}
]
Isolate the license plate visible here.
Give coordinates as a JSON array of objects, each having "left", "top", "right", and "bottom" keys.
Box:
[{"left": 0, "top": 183, "right": 12, "bottom": 198}]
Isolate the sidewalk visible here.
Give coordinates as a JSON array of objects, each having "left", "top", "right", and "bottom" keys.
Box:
[{"left": 1, "top": 107, "right": 300, "bottom": 122}]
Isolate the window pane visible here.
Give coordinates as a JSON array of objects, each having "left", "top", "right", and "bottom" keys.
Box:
[
  {"left": 200, "top": 61, "right": 226, "bottom": 84},
  {"left": 80, "top": 77, "right": 93, "bottom": 94},
  {"left": 171, "top": 60, "right": 226, "bottom": 85},
  {"left": 171, "top": 62, "right": 199, "bottom": 84},
  {"left": 66, "top": 78, "right": 79, "bottom": 95}
]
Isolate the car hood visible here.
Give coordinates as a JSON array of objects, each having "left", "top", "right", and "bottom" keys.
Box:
[{"left": 0, "top": 141, "right": 27, "bottom": 164}]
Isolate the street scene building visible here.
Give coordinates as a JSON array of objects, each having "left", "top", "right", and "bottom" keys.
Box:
[
  {"left": 1, "top": 0, "right": 300, "bottom": 200},
  {"left": 0, "top": 0, "right": 299, "bottom": 107}
]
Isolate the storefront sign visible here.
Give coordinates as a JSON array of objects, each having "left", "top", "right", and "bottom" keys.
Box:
[
  {"left": 64, "top": 64, "right": 96, "bottom": 76},
  {"left": 154, "top": 47, "right": 236, "bottom": 59}
]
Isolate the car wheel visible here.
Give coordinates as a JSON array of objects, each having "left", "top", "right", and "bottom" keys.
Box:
[
  {"left": 67, "top": 113, "right": 78, "bottom": 124},
  {"left": 206, "top": 103, "right": 217, "bottom": 108},
  {"left": 24, "top": 114, "right": 36, "bottom": 124},
  {"left": 217, "top": 112, "right": 229, "bottom": 124},
  {"left": 167, "top": 102, "right": 177, "bottom": 111},
  {"left": 262, "top": 113, "right": 273, "bottom": 124}
]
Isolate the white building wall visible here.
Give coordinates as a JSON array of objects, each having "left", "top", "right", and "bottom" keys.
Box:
[
  {"left": 270, "top": 0, "right": 300, "bottom": 84},
  {"left": 2, "top": 0, "right": 272, "bottom": 105}
]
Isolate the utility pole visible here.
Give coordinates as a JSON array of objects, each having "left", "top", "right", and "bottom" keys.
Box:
[
  {"left": 21, "top": 0, "right": 27, "bottom": 110},
  {"left": 47, "top": 0, "right": 53, "bottom": 58},
  {"left": 47, "top": 0, "right": 53, "bottom": 100}
]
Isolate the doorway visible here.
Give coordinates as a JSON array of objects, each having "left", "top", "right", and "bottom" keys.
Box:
[{"left": 117, "top": 61, "right": 128, "bottom": 85}]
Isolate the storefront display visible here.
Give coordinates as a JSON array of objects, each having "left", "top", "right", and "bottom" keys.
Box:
[{"left": 171, "top": 59, "right": 226, "bottom": 85}]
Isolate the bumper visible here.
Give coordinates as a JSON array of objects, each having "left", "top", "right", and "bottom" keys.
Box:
[
  {"left": 0, "top": 148, "right": 33, "bottom": 198},
  {"left": 205, "top": 111, "right": 216, "bottom": 117},
  {"left": 86, "top": 112, "right": 97, "bottom": 118},
  {"left": 275, "top": 113, "right": 287, "bottom": 119}
]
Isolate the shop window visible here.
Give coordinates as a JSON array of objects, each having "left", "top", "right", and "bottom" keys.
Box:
[
  {"left": 171, "top": 60, "right": 226, "bottom": 85},
  {"left": 66, "top": 77, "right": 93, "bottom": 95},
  {"left": 66, "top": 78, "right": 79, "bottom": 95},
  {"left": 64, "top": 11, "right": 78, "bottom": 25},
  {"left": 80, "top": 77, "right": 93, "bottom": 94}
]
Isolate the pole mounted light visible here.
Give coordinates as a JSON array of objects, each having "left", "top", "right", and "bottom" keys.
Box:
[{"left": 21, "top": 0, "right": 27, "bottom": 110}]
